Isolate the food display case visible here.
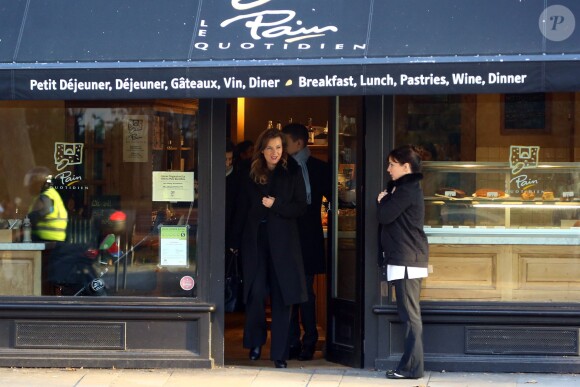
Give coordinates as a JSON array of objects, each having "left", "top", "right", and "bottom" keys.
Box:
[
  {"left": 422, "top": 161, "right": 580, "bottom": 230},
  {"left": 419, "top": 162, "right": 580, "bottom": 303}
]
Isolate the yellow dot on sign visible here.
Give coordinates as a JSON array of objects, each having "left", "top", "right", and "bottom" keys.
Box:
[{"left": 285, "top": 79, "right": 293, "bottom": 86}]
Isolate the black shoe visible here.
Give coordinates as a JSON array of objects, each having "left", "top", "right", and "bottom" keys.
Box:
[
  {"left": 386, "top": 370, "right": 406, "bottom": 379},
  {"left": 274, "top": 360, "right": 287, "bottom": 368},
  {"left": 297, "top": 345, "right": 315, "bottom": 361},
  {"left": 288, "top": 344, "right": 302, "bottom": 360},
  {"left": 385, "top": 370, "right": 420, "bottom": 380},
  {"left": 248, "top": 346, "right": 261, "bottom": 360}
]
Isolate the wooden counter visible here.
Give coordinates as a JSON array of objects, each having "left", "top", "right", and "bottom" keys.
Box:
[
  {"left": 0, "top": 243, "right": 47, "bottom": 296},
  {"left": 420, "top": 228, "right": 580, "bottom": 302}
]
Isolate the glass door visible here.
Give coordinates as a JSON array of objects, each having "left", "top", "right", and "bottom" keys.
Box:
[{"left": 325, "top": 96, "right": 364, "bottom": 367}]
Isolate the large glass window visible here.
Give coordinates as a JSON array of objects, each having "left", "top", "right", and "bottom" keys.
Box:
[
  {"left": 395, "top": 93, "right": 580, "bottom": 303},
  {"left": 0, "top": 100, "right": 199, "bottom": 297}
]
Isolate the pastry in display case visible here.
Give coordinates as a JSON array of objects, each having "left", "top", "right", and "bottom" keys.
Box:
[
  {"left": 435, "top": 187, "right": 466, "bottom": 198},
  {"left": 541, "top": 191, "right": 555, "bottom": 201},
  {"left": 521, "top": 190, "right": 535, "bottom": 201},
  {"left": 561, "top": 192, "right": 575, "bottom": 202},
  {"left": 422, "top": 161, "right": 580, "bottom": 229},
  {"left": 473, "top": 188, "right": 508, "bottom": 199}
]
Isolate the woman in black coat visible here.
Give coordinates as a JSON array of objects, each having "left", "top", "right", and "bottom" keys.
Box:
[
  {"left": 377, "top": 145, "right": 429, "bottom": 380},
  {"left": 231, "top": 128, "right": 308, "bottom": 368}
]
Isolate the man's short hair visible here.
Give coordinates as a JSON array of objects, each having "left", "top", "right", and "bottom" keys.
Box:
[
  {"left": 226, "top": 140, "right": 235, "bottom": 153},
  {"left": 235, "top": 140, "right": 253, "bottom": 154},
  {"left": 281, "top": 123, "right": 309, "bottom": 143}
]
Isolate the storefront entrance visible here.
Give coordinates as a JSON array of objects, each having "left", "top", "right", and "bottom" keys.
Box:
[
  {"left": 222, "top": 96, "right": 366, "bottom": 368},
  {"left": 221, "top": 92, "right": 580, "bottom": 372},
  {"left": 0, "top": 0, "right": 578, "bottom": 372}
]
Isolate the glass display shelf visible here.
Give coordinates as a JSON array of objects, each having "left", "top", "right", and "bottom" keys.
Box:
[{"left": 422, "top": 161, "right": 580, "bottom": 229}]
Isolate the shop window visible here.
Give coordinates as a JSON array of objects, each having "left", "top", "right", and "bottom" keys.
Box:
[
  {"left": 394, "top": 93, "right": 580, "bottom": 303},
  {"left": 395, "top": 95, "right": 464, "bottom": 162},
  {"left": 0, "top": 100, "right": 199, "bottom": 298}
]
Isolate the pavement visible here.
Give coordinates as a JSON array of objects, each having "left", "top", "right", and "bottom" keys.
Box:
[{"left": 0, "top": 366, "right": 579, "bottom": 387}]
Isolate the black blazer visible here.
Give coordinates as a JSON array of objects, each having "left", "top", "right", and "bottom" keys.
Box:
[
  {"left": 231, "top": 157, "right": 308, "bottom": 306},
  {"left": 296, "top": 155, "right": 331, "bottom": 275}
]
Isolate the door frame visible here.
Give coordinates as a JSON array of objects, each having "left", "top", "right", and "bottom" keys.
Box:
[
  {"left": 361, "top": 95, "right": 394, "bottom": 368},
  {"left": 324, "top": 95, "right": 393, "bottom": 368}
]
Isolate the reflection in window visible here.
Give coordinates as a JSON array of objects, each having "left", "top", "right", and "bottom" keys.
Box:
[
  {"left": 0, "top": 100, "right": 199, "bottom": 298},
  {"left": 396, "top": 95, "right": 463, "bottom": 162}
]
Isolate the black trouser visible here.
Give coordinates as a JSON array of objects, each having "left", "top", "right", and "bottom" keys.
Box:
[
  {"left": 243, "top": 223, "right": 292, "bottom": 361},
  {"left": 393, "top": 276, "right": 424, "bottom": 378},
  {"left": 289, "top": 274, "right": 318, "bottom": 348}
]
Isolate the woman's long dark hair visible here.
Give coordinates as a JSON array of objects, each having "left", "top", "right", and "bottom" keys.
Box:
[
  {"left": 388, "top": 144, "right": 423, "bottom": 173},
  {"left": 250, "top": 128, "right": 288, "bottom": 185}
]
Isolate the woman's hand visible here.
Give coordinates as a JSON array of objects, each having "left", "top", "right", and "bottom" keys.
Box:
[
  {"left": 377, "top": 190, "right": 388, "bottom": 203},
  {"left": 262, "top": 196, "right": 275, "bottom": 208}
]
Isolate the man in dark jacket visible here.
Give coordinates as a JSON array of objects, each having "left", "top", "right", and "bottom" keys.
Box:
[
  {"left": 225, "top": 140, "right": 244, "bottom": 312},
  {"left": 282, "top": 123, "right": 331, "bottom": 361}
]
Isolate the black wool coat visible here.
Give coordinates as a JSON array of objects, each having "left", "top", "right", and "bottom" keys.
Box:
[
  {"left": 296, "top": 156, "right": 331, "bottom": 275},
  {"left": 231, "top": 157, "right": 308, "bottom": 306},
  {"left": 377, "top": 173, "right": 429, "bottom": 268}
]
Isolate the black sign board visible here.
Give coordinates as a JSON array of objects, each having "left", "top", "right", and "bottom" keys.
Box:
[
  {"left": 502, "top": 93, "right": 548, "bottom": 133},
  {"left": 0, "top": 0, "right": 577, "bottom": 99}
]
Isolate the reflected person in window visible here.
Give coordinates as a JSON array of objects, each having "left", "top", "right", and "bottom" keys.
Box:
[
  {"left": 377, "top": 145, "right": 429, "bottom": 380},
  {"left": 230, "top": 128, "right": 308, "bottom": 369},
  {"left": 24, "top": 166, "right": 68, "bottom": 242}
]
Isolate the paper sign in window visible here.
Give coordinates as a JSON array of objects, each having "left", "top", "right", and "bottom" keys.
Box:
[
  {"left": 152, "top": 171, "right": 194, "bottom": 202},
  {"left": 159, "top": 225, "right": 189, "bottom": 267},
  {"left": 123, "top": 116, "right": 148, "bottom": 162}
]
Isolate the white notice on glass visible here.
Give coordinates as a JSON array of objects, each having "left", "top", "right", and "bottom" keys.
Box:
[
  {"left": 159, "top": 226, "right": 188, "bottom": 267},
  {"left": 152, "top": 171, "right": 194, "bottom": 202}
]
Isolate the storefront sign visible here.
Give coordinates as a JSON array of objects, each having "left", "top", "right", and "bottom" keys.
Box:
[
  {"left": 54, "top": 142, "right": 84, "bottom": 171},
  {"left": 159, "top": 226, "right": 188, "bottom": 267},
  {"left": 11, "top": 60, "right": 566, "bottom": 99},
  {"left": 0, "top": 1, "right": 577, "bottom": 99},
  {"left": 52, "top": 142, "right": 89, "bottom": 190},
  {"left": 509, "top": 146, "right": 541, "bottom": 195},
  {"left": 509, "top": 146, "right": 541, "bottom": 175}
]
